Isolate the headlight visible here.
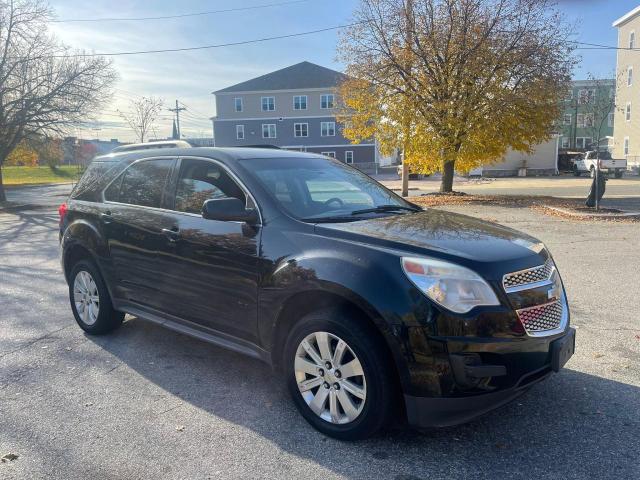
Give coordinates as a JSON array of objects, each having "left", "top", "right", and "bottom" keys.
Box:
[{"left": 401, "top": 257, "right": 500, "bottom": 314}]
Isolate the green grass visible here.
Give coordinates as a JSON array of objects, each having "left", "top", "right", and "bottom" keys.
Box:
[{"left": 1, "top": 165, "right": 82, "bottom": 186}]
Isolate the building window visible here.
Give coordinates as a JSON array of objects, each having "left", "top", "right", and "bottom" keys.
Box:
[
  {"left": 576, "top": 114, "right": 585, "bottom": 128},
  {"left": 628, "top": 67, "right": 633, "bottom": 87},
  {"left": 563, "top": 114, "right": 571, "bottom": 125},
  {"left": 624, "top": 137, "right": 630, "bottom": 156},
  {"left": 236, "top": 125, "right": 244, "bottom": 140},
  {"left": 321, "top": 121, "right": 336, "bottom": 136},
  {"left": 561, "top": 137, "right": 569, "bottom": 149},
  {"left": 321, "top": 94, "right": 335, "bottom": 109},
  {"left": 321, "top": 151, "right": 336, "bottom": 158},
  {"left": 608, "top": 112, "right": 615, "bottom": 127},
  {"left": 584, "top": 113, "right": 594, "bottom": 127},
  {"left": 576, "top": 137, "right": 592, "bottom": 149},
  {"left": 261, "top": 96, "right": 275, "bottom": 111},
  {"left": 294, "top": 123, "right": 308, "bottom": 137},
  {"left": 578, "top": 89, "right": 595, "bottom": 104},
  {"left": 566, "top": 89, "right": 573, "bottom": 101},
  {"left": 345, "top": 151, "right": 354, "bottom": 164},
  {"left": 630, "top": 31, "right": 636, "bottom": 49},
  {"left": 234, "top": 97, "right": 243, "bottom": 112},
  {"left": 610, "top": 88, "right": 615, "bottom": 100},
  {"left": 626, "top": 102, "right": 632, "bottom": 121},
  {"left": 293, "top": 95, "right": 307, "bottom": 110},
  {"left": 262, "top": 124, "right": 276, "bottom": 138}
]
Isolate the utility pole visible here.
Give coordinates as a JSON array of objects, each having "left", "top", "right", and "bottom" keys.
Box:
[
  {"left": 168, "top": 100, "right": 186, "bottom": 139},
  {"left": 401, "top": 0, "right": 414, "bottom": 197}
]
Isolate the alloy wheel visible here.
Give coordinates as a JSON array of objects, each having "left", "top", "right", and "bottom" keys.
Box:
[
  {"left": 294, "top": 331, "right": 367, "bottom": 424},
  {"left": 73, "top": 270, "right": 100, "bottom": 326}
]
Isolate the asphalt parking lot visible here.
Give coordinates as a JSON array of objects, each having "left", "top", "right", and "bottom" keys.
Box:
[{"left": 1, "top": 194, "right": 639, "bottom": 479}]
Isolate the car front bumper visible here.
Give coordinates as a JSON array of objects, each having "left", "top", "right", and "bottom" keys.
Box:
[{"left": 404, "top": 327, "right": 576, "bottom": 428}]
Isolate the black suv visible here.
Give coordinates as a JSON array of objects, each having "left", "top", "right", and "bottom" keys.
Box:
[{"left": 59, "top": 147, "right": 575, "bottom": 440}]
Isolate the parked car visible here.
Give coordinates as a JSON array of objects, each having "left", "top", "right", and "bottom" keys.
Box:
[
  {"left": 59, "top": 147, "right": 575, "bottom": 440},
  {"left": 573, "top": 150, "right": 626, "bottom": 178},
  {"left": 396, "top": 163, "right": 430, "bottom": 179}
]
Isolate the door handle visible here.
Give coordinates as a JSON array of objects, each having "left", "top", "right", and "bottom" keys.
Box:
[
  {"left": 162, "top": 227, "right": 180, "bottom": 242},
  {"left": 101, "top": 211, "right": 112, "bottom": 224}
]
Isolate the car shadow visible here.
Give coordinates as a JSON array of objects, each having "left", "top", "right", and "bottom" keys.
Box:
[{"left": 88, "top": 317, "right": 640, "bottom": 479}]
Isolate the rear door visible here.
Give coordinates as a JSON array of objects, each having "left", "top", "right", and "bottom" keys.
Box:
[
  {"left": 102, "top": 157, "right": 177, "bottom": 308},
  {"left": 157, "top": 157, "right": 262, "bottom": 343}
]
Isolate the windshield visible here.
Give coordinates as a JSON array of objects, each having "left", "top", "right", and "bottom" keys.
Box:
[{"left": 241, "top": 156, "right": 417, "bottom": 221}]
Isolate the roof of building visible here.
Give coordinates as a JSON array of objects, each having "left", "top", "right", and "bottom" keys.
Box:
[
  {"left": 613, "top": 6, "right": 640, "bottom": 27},
  {"left": 213, "top": 61, "right": 348, "bottom": 94}
]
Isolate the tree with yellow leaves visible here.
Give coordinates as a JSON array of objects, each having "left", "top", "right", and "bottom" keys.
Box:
[
  {"left": 5, "top": 141, "right": 38, "bottom": 166},
  {"left": 338, "top": 0, "right": 576, "bottom": 193}
]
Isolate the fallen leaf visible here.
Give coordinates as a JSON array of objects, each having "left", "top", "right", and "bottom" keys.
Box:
[
  {"left": 593, "top": 353, "right": 604, "bottom": 358},
  {"left": 1, "top": 453, "right": 19, "bottom": 463},
  {"left": 65, "top": 347, "right": 72, "bottom": 351},
  {"left": 84, "top": 402, "right": 93, "bottom": 407},
  {"left": 176, "top": 425, "right": 185, "bottom": 432}
]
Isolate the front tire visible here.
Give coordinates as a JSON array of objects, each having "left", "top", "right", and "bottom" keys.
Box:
[
  {"left": 283, "top": 308, "right": 396, "bottom": 440},
  {"left": 69, "top": 260, "right": 124, "bottom": 335},
  {"left": 615, "top": 169, "right": 623, "bottom": 178}
]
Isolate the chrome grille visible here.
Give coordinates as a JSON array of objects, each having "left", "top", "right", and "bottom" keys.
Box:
[
  {"left": 516, "top": 300, "right": 563, "bottom": 334},
  {"left": 503, "top": 260, "right": 553, "bottom": 291}
]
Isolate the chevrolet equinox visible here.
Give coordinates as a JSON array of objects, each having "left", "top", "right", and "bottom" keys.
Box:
[{"left": 59, "top": 147, "right": 576, "bottom": 440}]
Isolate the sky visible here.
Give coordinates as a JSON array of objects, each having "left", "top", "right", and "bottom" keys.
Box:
[{"left": 47, "top": 0, "right": 640, "bottom": 142}]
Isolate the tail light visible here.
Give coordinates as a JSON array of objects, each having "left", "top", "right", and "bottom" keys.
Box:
[{"left": 58, "top": 202, "right": 68, "bottom": 227}]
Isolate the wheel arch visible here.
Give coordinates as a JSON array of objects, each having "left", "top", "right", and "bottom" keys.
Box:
[{"left": 269, "top": 289, "right": 410, "bottom": 399}]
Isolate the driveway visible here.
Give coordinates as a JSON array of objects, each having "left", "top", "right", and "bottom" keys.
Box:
[
  {"left": 3, "top": 183, "right": 73, "bottom": 208},
  {"left": 0, "top": 204, "right": 638, "bottom": 479}
]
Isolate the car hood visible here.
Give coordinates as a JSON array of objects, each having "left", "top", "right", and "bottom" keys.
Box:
[{"left": 316, "top": 209, "right": 547, "bottom": 270}]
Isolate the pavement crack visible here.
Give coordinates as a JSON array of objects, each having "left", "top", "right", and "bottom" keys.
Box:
[{"left": 0, "top": 324, "right": 74, "bottom": 360}]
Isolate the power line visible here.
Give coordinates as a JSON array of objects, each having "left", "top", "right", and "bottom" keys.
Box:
[
  {"left": 53, "top": 0, "right": 310, "bottom": 23},
  {"left": 51, "top": 22, "right": 362, "bottom": 58}
]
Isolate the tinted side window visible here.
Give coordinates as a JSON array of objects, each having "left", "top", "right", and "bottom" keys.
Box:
[
  {"left": 72, "top": 161, "right": 120, "bottom": 201},
  {"left": 117, "top": 159, "right": 174, "bottom": 208},
  {"left": 104, "top": 174, "right": 123, "bottom": 202},
  {"left": 174, "top": 159, "right": 246, "bottom": 215}
]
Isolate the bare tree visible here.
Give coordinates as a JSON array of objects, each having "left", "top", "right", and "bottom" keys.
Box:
[
  {"left": 0, "top": 0, "right": 117, "bottom": 201},
  {"left": 339, "top": 0, "right": 576, "bottom": 193},
  {"left": 118, "top": 97, "right": 164, "bottom": 143}
]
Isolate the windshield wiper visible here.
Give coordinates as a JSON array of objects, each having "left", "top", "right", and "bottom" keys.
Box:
[
  {"left": 300, "top": 215, "right": 362, "bottom": 223},
  {"left": 350, "top": 204, "right": 421, "bottom": 216}
]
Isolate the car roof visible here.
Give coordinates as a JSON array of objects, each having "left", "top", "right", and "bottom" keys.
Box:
[{"left": 93, "top": 147, "right": 326, "bottom": 164}]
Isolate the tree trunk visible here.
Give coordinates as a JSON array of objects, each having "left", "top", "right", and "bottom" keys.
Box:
[
  {"left": 0, "top": 164, "right": 6, "bottom": 202},
  {"left": 440, "top": 160, "right": 455, "bottom": 193}
]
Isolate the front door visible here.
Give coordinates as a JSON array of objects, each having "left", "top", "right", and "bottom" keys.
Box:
[{"left": 157, "top": 157, "right": 261, "bottom": 343}]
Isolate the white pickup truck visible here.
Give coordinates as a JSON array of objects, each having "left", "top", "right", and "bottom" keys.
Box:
[{"left": 573, "top": 150, "right": 627, "bottom": 178}]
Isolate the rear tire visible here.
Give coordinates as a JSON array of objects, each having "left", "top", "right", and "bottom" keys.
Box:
[
  {"left": 614, "top": 170, "right": 623, "bottom": 178},
  {"left": 283, "top": 308, "right": 396, "bottom": 440},
  {"left": 69, "top": 259, "right": 124, "bottom": 335}
]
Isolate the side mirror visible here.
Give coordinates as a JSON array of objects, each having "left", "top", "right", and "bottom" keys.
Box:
[{"left": 201, "top": 198, "right": 258, "bottom": 224}]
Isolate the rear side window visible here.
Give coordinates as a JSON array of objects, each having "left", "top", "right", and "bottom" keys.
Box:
[
  {"left": 105, "top": 159, "right": 174, "bottom": 208},
  {"left": 71, "top": 161, "right": 121, "bottom": 201}
]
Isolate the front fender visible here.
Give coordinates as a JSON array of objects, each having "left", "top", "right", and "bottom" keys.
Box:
[{"left": 258, "top": 250, "right": 439, "bottom": 394}]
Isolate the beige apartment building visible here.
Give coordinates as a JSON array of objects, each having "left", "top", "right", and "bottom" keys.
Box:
[{"left": 613, "top": 6, "right": 640, "bottom": 168}]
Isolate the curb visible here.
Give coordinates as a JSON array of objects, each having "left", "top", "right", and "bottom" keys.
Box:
[
  {"left": 542, "top": 206, "right": 640, "bottom": 219},
  {"left": 4, "top": 182, "right": 75, "bottom": 189}
]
